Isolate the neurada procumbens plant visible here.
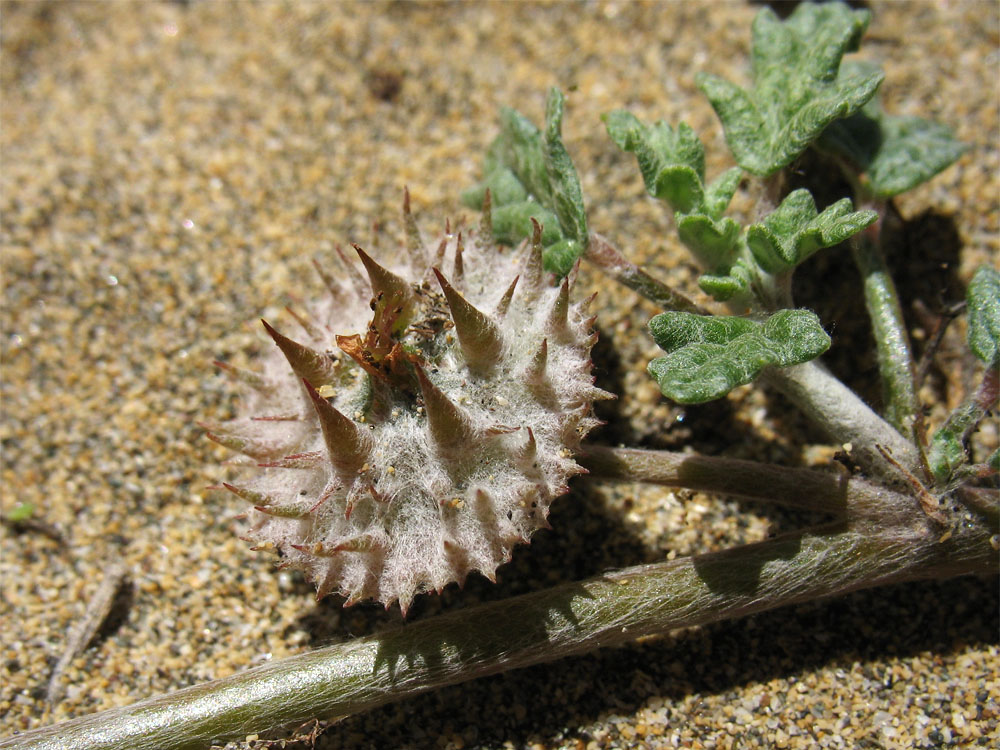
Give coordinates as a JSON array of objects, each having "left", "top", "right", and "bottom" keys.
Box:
[{"left": 5, "top": 4, "right": 996, "bottom": 749}]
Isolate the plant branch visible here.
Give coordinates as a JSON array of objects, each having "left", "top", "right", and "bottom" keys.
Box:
[
  {"left": 586, "top": 233, "right": 707, "bottom": 314},
  {"left": 578, "top": 445, "right": 918, "bottom": 526},
  {"left": 584, "top": 232, "right": 919, "bottom": 486},
  {"left": 4, "top": 516, "right": 994, "bottom": 750},
  {"left": 850, "top": 201, "right": 922, "bottom": 447},
  {"left": 762, "top": 360, "right": 922, "bottom": 484}
]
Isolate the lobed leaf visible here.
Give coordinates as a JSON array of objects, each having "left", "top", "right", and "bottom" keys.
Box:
[
  {"left": 464, "top": 89, "right": 588, "bottom": 277},
  {"left": 966, "top": 266, "right": 1000, "bottom": 367},
  {"left": 820, "top": 62, "right": 969, "bottom": 198},
  {"left": 697, "top": 267, "right": 751, "bottom": 302},
  {"left": 604, "top": 109, "right": 747, "bottom": 301},
  {"left": 544, "top": 88, "right": 589, "bottom": 250},
  {"left": 697, "top": 3, "right": 882, "bottom": 176},
  {"left": 745, "top": 188, "right": 877, "bottom": 273},
  {"left": 703, "top": 167, "right": 743, "bottom": 220},
  {"left": 647, "top": 309, "right": 831, "bottom": 403},
  {"left": 676, "top": 214, "right": 742, "bottom": 270},
  {"left": 604, "top": 110, "right": 708, "bottom": 214}
]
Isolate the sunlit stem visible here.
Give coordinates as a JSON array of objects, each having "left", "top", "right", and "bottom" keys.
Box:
[{"left": 5, "top": 515, "right": 993, "bottom": 750}]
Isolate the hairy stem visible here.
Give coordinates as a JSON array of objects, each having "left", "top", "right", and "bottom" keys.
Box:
[
  {"left": 578, "top": 445, "right": 916, "bottom": 526},
  {"left": 763, "top": 360, "right": 921, "bottom": 485},
  {"left": 5, "top": 515, "right": 993, "bottom": 750},
  {"left": 584, "top": 231, "right": 917, "bottom": 485},
  {"left": 850, "top": 202, "right": 921, "bottom": 447},
  {"left": 585, "top": 233, "right": 706, "bottom": 314}
]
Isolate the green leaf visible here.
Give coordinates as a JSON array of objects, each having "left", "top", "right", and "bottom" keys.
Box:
[
  {"left": 494, "top": 106, "right": 553, "bottom": 206},
  {"left": 928, "top": 428, "right": 966, "bottom": 484},
  {"left": 745, "top": 188, "right": 877, "bottom": 272},
  {"left": 703, "top": 167, "right": 743, "bottom": 220},
  {"left": 490, "top": 201, "right": 562, "bottom": 247},
  {"left": 863, "top": 114, "right": 966, "bottom": 197},
  {"left": 544, "top": 88, "right": 588, "bottom": 246},
  {"left": 647, "top": 309, "right": 831, "bottom": 403},
  {"left": 926, "top": 267, "right": 999, "bottom": 482},
  {"left": 604, "top": 111, "right": 708, "bottom": 214},
  {"left": 542, "top": 238, "right": 583, "bottom": 277},
  {"left": 697, "top": 3, "right": 883, "bottom": 176},
  {"left": 676, "top": 213, "right": 741, "bottom": 269},
  {"left": 966, "top": 266, "right": 1000, "bottom": 366},
  {"left": 464, "top": 89, "right": 587, "bottom": 276},
  {"left": 820, "top": 62, "right": 969, "bottom": 198},
  {"left": 698, "top": 268, "right": 751, "bottom": 302},
  {"left": 460, "top": 167, "right": 528, "bottom": 210}
]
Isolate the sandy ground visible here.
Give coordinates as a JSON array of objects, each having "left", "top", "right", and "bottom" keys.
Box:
[{"left": 2, "top": 2, "right": 997, "bottom": 748}]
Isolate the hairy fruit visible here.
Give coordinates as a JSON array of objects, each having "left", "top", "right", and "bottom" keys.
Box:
[{"left": 209, "top": 200, "right": 609, "bottom": 612}]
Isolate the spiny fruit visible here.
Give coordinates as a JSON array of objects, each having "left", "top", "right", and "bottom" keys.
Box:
[{"left": 207, "top": 194, "right": 610, "bottom": 613}]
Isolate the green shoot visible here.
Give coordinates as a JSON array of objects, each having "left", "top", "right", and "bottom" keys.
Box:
[
  {"left": 928, "top": 267, "right": 1000, "bottom": 483},
  {"left": 462, "top": 88, "right": 588, "bottom": 276},
  {"left": 696, "top": 3, "right": 883, "bottom": 177}
]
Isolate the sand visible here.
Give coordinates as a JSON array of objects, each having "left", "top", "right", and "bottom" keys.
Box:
[{"left": 2, "top": 2, "right": 997, "bottom": 748}]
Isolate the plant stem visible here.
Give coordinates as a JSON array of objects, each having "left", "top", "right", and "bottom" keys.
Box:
[
  {"left": 578, "top": 445, "right": 912, "bottom": 526},
  {"left": 584, "top": 231, "right": 919, "bottom": 485},
  {"left": 850, "top": 201, "right": 922, "bottom": 447},
  {"left": 585, "top": 233, "right": 706, "bottom": 314},
  {"left": 4, "top": 511, "right": 994, "bottom": 750},
  {"left": 762, "top": 360, "right": 922, "bottom": 485}
]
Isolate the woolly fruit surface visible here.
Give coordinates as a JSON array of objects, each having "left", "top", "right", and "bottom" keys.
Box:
[{"left": 209, "top": 209, "right": 608, "bottom": 613}]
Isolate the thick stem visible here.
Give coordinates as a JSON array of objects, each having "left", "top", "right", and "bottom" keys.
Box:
[
  {"left": 762, "top": 360, "right": 921, "bottom": 484},
  {"left": 850, "top": 202, "right": 921, "bottom": 446},
  {"left": 585, "top": 233, "right": 706, "bottom": 314},
  {"left": 5, "top": 518, "right": 994, "bottom": 750},
  {"left": 577, "top": 445, "right": 916, "bottom": 527}
]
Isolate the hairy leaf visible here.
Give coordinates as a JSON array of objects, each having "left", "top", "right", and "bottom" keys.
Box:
[
  {"left": 490, "top": 201, "right": 562, "bottom": 247},
  {"left": 544, "top": 88, "right": 588, "bottom": 249},
  {"left": 647, "top": 309, "right": 831, "bottom": 403},
  {"left": 966, "top": 266, "right": 1000, "bottom": 367},
  {"left": 927, "top": 268, "right": 999, "bottom": 482},
  {"left": 820, "top": 62, "right": 968, "bottom": 198},
  {"left": 464, "top": 89, "right": 587, "bottom": 277},
  {"left": 494, "top": 106, "right": 553, "bottom": 205},
  {"left": 697, "top": 267, "right": 751, "bottom": 302},
  {"left": 461, "top": 167, "right": 528, "bottom": 209},
  {"left": 604, "top": 111, "right": 707, "bottom": 214},
  {"left": 928, "top": 428, "right": 967, "bottom": 484},
  {"left": 542, "top": 238, "right": 584, "bottom": 278},
  {"left": 676, "top": 214, "right": 742, "bottom": 270},
  {"left": 746, "top": 188, "right": 877, "bottom": 273},
  {"left": 697, "top": 3, "right": 882, "bottom": 176},
  {"left": 704, "top": 167, "right": 743, "bottom": 220}
]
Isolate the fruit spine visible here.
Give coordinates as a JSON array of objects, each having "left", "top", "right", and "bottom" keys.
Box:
[{"left": 207, "top": 195, "right": 609, "bottom": 613}]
